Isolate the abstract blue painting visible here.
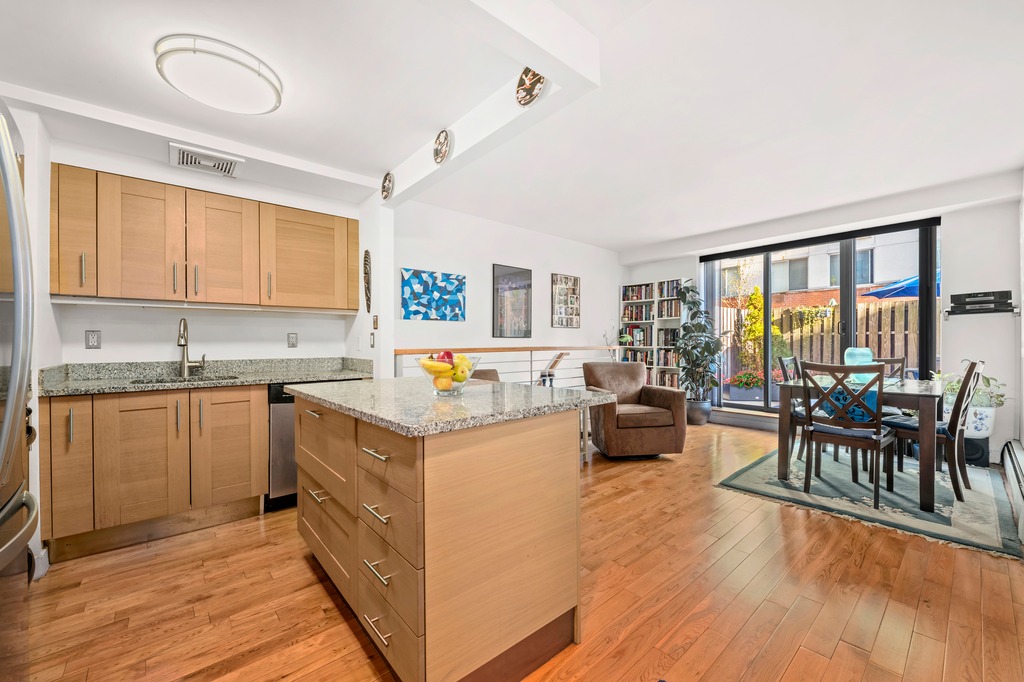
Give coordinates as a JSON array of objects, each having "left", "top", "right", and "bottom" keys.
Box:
[{"left": 401, "top": 268, "right": 466, "bottom": 321}]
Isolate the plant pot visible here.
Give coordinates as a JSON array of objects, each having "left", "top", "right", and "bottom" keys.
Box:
[
  {"left": 686, "top": 400, "right": 711, "bottom": 425},
  {"left": 725, "top": 386, "right": 763, "bottom": 402},
  {"left": 942, "top": 403, "right": 996, "bottom": 439}
]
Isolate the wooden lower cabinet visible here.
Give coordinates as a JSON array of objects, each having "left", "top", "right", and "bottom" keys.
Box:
[
  {"left": 93, "top": 391, "right": 191, "bottom": 529},
  {"left": 297, "top": 466, "right": 357, "bottom": 603},
  {"left": 190, "top": 386, "right": 269, "bottom": 508},
  {"left": 48, "top": 396, "right": 95, "bottom": 538},
  {"left": 296, "top": 407, "right": 580, "bottom": 682}
]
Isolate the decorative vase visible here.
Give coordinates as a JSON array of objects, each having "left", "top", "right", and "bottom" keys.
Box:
[
  {"left": 686, "top": 400, "right": 711, "bottom": 425},
  {"left": 942, "top": 403, "right": 996, "bottom": 439}
]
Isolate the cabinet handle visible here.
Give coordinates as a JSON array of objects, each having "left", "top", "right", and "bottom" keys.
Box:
[
  {"left": 363, "top": 559, "right": 391, "bottom": 587},
  {"left": 362, "top": 503, "right": 390, "bottom": 525},
  {"left": 361, "top": 447, "right": 390, "bottom": 462},
  {"left": 267, "top": 272, "right": 272, "bottom": 300},
  {"left": 304, "top": 409, "right": 321, "bottom": 419},
  {"left": 176, "top": 400, "right": 180, "bottom": 432},
  {"left": 194, "top": 265, "right": 199, "bottom": 295},
  {"left": 306, "top": 488, "right": 329, "bottom": 505},
  {"left": 173, "top": 262, "right": 178, "bottom": 293},
  {"left": 198, "top": 398, "right": 203, "bottom": 430},
  {"left": 363, "top": 615, "right": 391, "bottom": 647},
  {"left": 68, "top": 408, "right": 73, "bottom": 444},
  {"left": 80, "top": 253, "right": 86, "bottom": 286}
]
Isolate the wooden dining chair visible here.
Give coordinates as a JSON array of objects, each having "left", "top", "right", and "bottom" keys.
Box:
[
  {"left": 777, "top": 356, "right": 806, "bottom": 461},
  {"left": 881, "top": 360, "right": 984, "bottom": 503},
  {"left": 798, "top": 361, "right": 897, "bottom": 508}
]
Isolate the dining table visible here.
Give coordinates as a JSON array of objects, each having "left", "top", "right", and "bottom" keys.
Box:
[{"left": 776, "top": 377, "right": 946, "bottom": 512}]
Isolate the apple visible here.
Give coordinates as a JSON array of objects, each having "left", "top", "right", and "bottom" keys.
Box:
[
  {"left": 436, "top": 350, "right": 454, "bottom": 366},
  {"left": 433, "top": 375, "right": 454, "bottom": 391}
]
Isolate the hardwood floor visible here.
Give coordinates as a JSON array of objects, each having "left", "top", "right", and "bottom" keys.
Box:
[{"left": 23, "top": 423, "right": 1024, "bottom": 681}]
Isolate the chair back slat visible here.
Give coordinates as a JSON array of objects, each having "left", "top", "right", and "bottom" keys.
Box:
[
  {"left": 873, "top": 356, "right": 906, "bottom": 381},
  {"left": 778, "top": 356, "right": 800, "bottom": 382},
  {"left": 946, "top": 361, "right": 984, "bottom": 440},
  {"left": 799, "top": 361, "right": 886, "bottom": 436}
]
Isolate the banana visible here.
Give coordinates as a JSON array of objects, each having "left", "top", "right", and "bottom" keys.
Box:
[{"left": 419, "top": 358, "right": 455, "bottom": 376}]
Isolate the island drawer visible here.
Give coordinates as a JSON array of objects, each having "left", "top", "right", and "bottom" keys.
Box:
[
  {"left": 358, "top": 573, "right": 425, "bottom": 682},
  {"left": 298, "top": 466, "right": 357, "bottom": 605},
  {"left": 358, "top": 468, "right": 424, "bottom": 569},
  {"left": 358, "top": 519, "right": 424, "bottom": 635},
  {"left": 296, "top": 399, "right": 356, "bottom": 514},
  {"left": 357, "top": 421, "right": 422, "bottom": 502}
]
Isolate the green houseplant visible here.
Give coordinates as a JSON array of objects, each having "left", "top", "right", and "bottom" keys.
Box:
[
  {"left": 675, "top": 281, "right": 722, "bottom": 424},
  {"left": 932, "top": 366, "right": 1006, "bottom": 438}
]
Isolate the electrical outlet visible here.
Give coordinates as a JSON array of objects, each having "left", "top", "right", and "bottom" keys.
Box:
[
  {"left": 287, "top": 333, "right": 298, "bottom": 348},
  {"left": 85, "top": 330, "right": 101, "bottom": 349},
  {"left": 372, "top": 315, "right": 378, "bottom": 330},
  {"left": 370, "top": 333, "right": 375, "bottom": 349}
]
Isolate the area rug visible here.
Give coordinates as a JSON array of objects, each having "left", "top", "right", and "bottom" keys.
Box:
[{"left": 719, "top": 446, "right": 1023, "bottom": 558}]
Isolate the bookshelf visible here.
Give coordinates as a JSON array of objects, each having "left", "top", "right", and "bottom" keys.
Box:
[{"left": 620, "top": 278, "right": 683, "bottom": 387}]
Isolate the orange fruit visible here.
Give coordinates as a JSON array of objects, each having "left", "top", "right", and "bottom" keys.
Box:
[{"left": 433, "top": 376, "right": 454, "bottom": 391}]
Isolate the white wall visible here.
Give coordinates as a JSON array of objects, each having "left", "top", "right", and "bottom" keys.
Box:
[
  {"left": 343, "top": 197, "right": 396, "bottom": 379},
  {"left": 940, "top": 200, "right": 1021, "bottom": 451},
  {"left": 394, "top": 201, "right": 625, "bottom": 351}
]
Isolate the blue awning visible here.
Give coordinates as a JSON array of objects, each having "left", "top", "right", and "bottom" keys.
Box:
[{"left": 863, "top": 271, "right": 940, "bottom": 299}]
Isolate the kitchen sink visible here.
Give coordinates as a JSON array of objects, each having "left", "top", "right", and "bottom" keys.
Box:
[{"left": 130, "top": 375, "right": 239, "bottom": 384}]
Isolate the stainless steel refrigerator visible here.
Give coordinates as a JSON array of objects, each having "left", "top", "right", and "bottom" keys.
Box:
[{"left": 0, "top": 100, "right": 37, "bottom": 677}]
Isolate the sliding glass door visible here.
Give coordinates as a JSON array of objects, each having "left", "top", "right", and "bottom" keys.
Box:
[{"left": 703, "top": 220, "right": 939, "bottom": 412}]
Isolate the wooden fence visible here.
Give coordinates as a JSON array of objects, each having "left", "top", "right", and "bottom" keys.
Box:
[{"left": 720, "top": 300, "right": 935, "bottom": 378}]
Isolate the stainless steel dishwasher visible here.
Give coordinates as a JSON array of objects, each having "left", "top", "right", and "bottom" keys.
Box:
[{"left": 267, "top": 383, "right": 297, "bottom": 510}]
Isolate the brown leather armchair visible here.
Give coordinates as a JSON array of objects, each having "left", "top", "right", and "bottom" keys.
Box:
[{"left": 583, "top": 362, "right": 687, "bottom": 458}]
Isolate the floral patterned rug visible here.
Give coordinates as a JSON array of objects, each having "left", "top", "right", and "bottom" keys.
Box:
[{"left": 720, "top": 445, "right": 1023, "bottom": 557}]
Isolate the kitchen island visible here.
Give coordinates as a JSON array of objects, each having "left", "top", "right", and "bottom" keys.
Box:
[{"left": 285, "top": 377, "right": 615, "bottom": 682}]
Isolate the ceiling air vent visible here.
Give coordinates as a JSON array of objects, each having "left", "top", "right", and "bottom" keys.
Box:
[{"left": 168, "top": 142, "right": 244, "bottom": 178}]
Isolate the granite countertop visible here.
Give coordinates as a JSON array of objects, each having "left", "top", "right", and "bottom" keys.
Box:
[
  {"left": 285, "top": 377, "right": 616, "bottom": 437},
  {"left": 38, "top": 357, "right": 373, "bottom": 397}
]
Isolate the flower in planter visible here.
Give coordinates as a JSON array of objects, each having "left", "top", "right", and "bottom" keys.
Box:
[{"left": 727, "top": 368, "right": 785, "bottom": 389}]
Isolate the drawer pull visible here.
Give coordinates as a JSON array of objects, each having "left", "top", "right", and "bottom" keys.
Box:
[
  {"left": 361, "top": 447, "right": 390, "bottom": 462},
  {"left": 362, "top": 503, "right": 391, "bottom": 525},
  {"left": 304, "top": 409, "right": 321, "bottom": 419},
  {"left": 307, "top": 489, "right": 329, "bottom": 505},
  {"left": 363, "top": 559, "right": 392, "bottom": 586},
  {"left": 363, "top": 615, "right": 391, "bottom": 647}
]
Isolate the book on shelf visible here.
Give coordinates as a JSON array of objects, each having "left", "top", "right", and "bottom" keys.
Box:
[
  {"left": 657, "top": 349, "right": 679, "bottom": 367},
  {"left": 620, "top": 348, "right": 654, "bottom": 366},
  {"left": 655, "top": 370, "right": 680, "bottom": 388},
  {"left": 657, "top": 279, "right": 681, "bottom": 299},
  {"left": 622, "top": 283, "right": 654, "bottom": 301},
  {"left": 620, "top": 324, "right": 650, "bottom": 346},
  {"left": 656, "top": 328, "right": 681, "bottom": 347},
  {"left": 657, "top": 299, "right": 681, "bottom": 318},
  {"left": 621, "top": 302, "right": 654, "bottom": 321}
]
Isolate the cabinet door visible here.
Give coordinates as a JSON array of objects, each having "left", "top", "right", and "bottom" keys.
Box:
[
  {"left": 49, "top": 396, "right": 95, "bottom": 538},
  {"left": 190, "top": 385, "right": 268, "bottom": 509},
  {"left": 97, "top": 173, "right": 185, "bottom": 301},
  {"left": 259, "top": 203, "right": 356, "bottom": 309},
  {"left": 56, "top": 165, "right": 98, "bottom": 296},
  {"left": 93, "top": 391, "right": 190, "bottom": 529},
  {"left": 185, "top": 190, "right": 259, "bottom": 304}
]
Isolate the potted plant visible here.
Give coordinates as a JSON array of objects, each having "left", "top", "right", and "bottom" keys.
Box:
[
  {"left": 724, "top": 368, "right": 784, "bottom": 402},
  {"left": 932, "top": 367, "right": 1007, "bottom": 439},
  {"left": 675, "top": 281, "right": 722, "bottom": 424}
]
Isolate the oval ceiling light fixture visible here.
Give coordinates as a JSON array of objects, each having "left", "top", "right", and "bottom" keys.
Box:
[{"left": 155, "top": 34, "right": 282, "bottom": 115}]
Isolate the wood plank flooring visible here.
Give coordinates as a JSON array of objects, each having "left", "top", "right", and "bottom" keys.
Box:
[{"left": 22, "top": 424, "right": 1024, "bottom": 681}]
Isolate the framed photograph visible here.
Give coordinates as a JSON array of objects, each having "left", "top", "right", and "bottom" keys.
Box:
[
  {"left": 551, "top": 273, "right": 580, "bottom": 328},
  {"left": 493, "top": 264, "right": 532, "bottom": 337}
]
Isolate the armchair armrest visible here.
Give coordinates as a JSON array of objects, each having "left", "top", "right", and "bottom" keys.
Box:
[{"left": 640, "top": 385, "right": 687, "bottom": 424}]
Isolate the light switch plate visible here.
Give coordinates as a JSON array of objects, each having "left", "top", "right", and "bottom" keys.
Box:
[
  {"left": 85, "top": 330, "right": 101, "bottom": 349},
  {"left": 287, "top": 333, "right": 298, "bottom": 348},
  {"left": 372, "top": 315, "right": 378, "bottom": 330}
]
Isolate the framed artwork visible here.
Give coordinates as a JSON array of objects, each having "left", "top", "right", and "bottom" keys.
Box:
[
  {"left": 400, "top": 268, "right": 466, "bottom": 321},
  {"left": 551, "top": 273, "right": 580, "bottom": 328},
  {"left": 493, "top": 264, "right": 532, "bottom": 337}
]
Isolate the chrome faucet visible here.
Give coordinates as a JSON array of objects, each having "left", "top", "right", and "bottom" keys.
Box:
[{"left": 176, "top": 317, "right": 206, "bottom": 378}]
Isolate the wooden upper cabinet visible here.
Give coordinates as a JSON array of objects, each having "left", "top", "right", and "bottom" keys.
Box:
[
  {"left": 97, "top": 173, "right": 185, "bottom": 301},
  {"left": 259, "top": 203, "right": 357, "bottom": 309},
  {"left": 93, "top": 391, "right": 190, "bottom": 529},
  {"left": 185, "top": 190, "right": 259, "bottom": 304},
  {"left": 189, "top": 385, "right": 269, "bottom": 509},
  {"left": 55, "top": 165, "right": 99, "bottom": 296}
]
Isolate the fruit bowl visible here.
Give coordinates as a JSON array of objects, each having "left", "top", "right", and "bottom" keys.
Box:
[{"left": 418, "top": 353, "right": 481, "bottom": 396}]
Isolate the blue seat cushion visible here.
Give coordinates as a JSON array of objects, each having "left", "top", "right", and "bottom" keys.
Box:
[
  {"left": 880, "top": 405, "right": 903, "bottom": 416},
  {"left": 881, "top": 414, "right": 950, "bottom": 436},
  {"left": 812, "top": 423, "right": 894, "bottom": 439},
  {"left": 820, "top": 387, "right": 878, "bottom": 422}
]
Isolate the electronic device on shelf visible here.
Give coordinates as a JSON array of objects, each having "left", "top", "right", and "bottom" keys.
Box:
[{"left": 947, "top": 290, "right": 1016, "bottom": 316}]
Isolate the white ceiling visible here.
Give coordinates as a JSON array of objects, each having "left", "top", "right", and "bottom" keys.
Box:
[{"left": 2, "top": 0, "right": 1024, "bottom": 254}]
